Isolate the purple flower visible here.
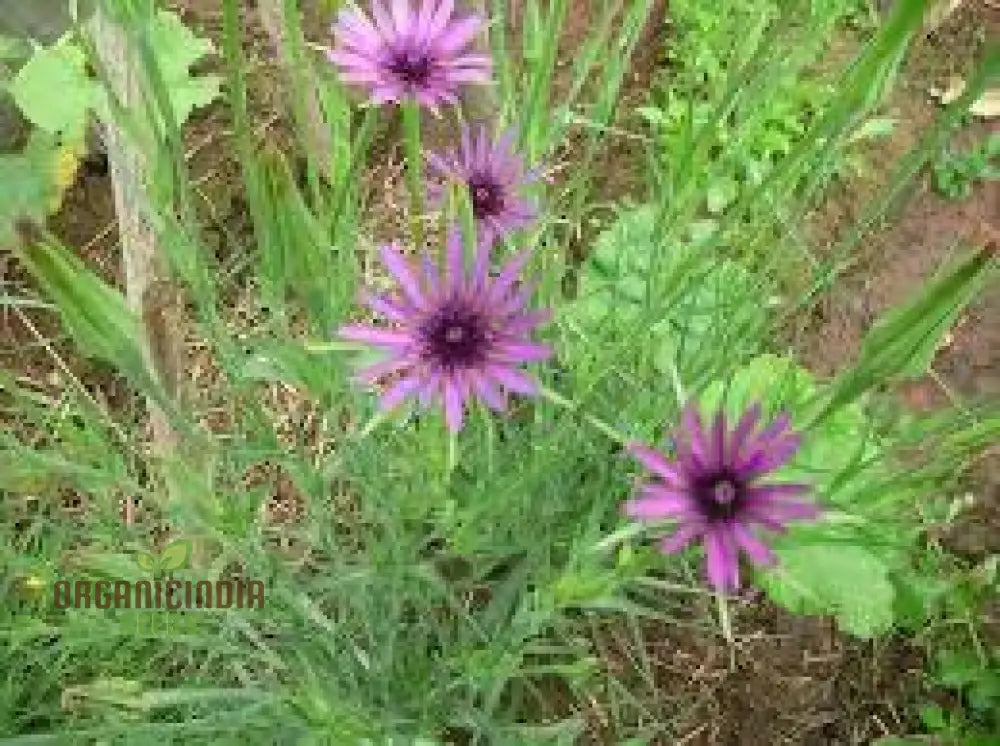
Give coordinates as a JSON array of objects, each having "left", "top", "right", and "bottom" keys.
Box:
[
  {"left": 426, "top": 124, "right": 540, "bottom": 248},
  {"left": 339, "top": 230, "right": 552, "bottom": 432},
  {"left": 327, "top": 0, "right": 492, "bottom": 109},
  {"left": 623, "top": 404, "right": 820, "bottom": 592}
]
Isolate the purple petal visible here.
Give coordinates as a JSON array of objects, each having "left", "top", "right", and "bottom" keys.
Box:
[
  {"left": 443, "top": 377, "right": 465, "bottom": 432},
  {"left": 493, "top": 342, "right": 552, "bottom": 363},
  {"left": 334, "top": 9, "right": 383, "bottom": 50},
  {"left": 471, "top": 241, "right": 491, "bottom": 290},
  {"left": 711, "top": 412, "right": 726, "bottom": 468},
  {"left": 414, "top": 0, "right": 438, "bottom": 42},
  {"left": 390, "top": 0, "right": 411, "bottom": 35},
  {"left": 326, "top": 50, "right": 379, "bottom": 71},
  {"left": 494, "top": 279, "right": 538, "bottom": 317},
  {"left": 471, "top": 372, "right": 506, "bottom": 412},
  {"left": 426, "top": 151, "right": 457, "bottom": 178},
  {"left": 475, "top": 123, "right": 490, "bottom": 169},
  {"left": 459, "top": 122, "right": 473, "bottom": 165},
  {"left": 729, "top": 403, "right": 762, "bottom": 461},
  {"left": 360, "top": 290, "right": 414, "bottom": 323},
  {"left": 745, "top": 483, "right": 811, "bottom": 501},
  {"left": 743, "top": 492, "right": 820, "bottom": 524},
  {"left": 487, "top": 248, "right": 532, "bottom": 304},
  {"left": 502, "top": 309, "right": 552, "bottom": 335},
  {"left": 355, "top": 355, "right": 414, "bottom": 383},
  {"left": 732, "top": 523, "right": 776, "bottom": 567},
  {"left": 681, "top": 405, "right": 708, "bottom": 469},
  {"left": 704, "top": 527, "right": 739, "bottom": 591},
  {"left": 492, "top": 126, "right": 517, "bottom": 163},
  {"left": 340, "top": 325, "right": 413, "bottom": 349},
  {"left": 485, "top": 364, "right": 537, "bottom": 396},
  {"left": 741, "top": 433, "right": 802, "bottom": 477},
  {"left": 370, "top": 1, "right": 395, "bottom": 40},
  {"left": 419, "top": 251, "right": 440, "bottom": 289},
  {"left": 418, "top": 368, "right": 441, "bottom": 406},
  {"left": 379, "top": 374, "right": 424, "bottom": 410},
  {"left": 624, "top": 485, "right": 696, "bottom": 519},
  {"left": 379, "top": 244, "right": 428, "bottom": 309},
  {"left": 425, "top": 0, "right": 455, "bottom": 42},
  {"left": 626, "top": 442, "right": 687, "bottom": 488},
  {"left": 742, "top": 412, "right": 792, "bottom": 457},
  {"left": 658, "top": 523, "right": 703, "bottom": 554}
]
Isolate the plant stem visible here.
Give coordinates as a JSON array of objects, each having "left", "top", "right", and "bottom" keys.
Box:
[
  {"left": 717, "top": 591, "right": 735, "bottom": 654},
  {"left": 538, "top": 384, "right": 627, "bottom": 446},
  {"left": 401, "top": 101, "right": 425, "bottom": 252},
  {"left": 356, "top": 408, "right": 390, "bottom": 440},
  {"left": 447, "top": 430, "right": 458, "bottom": 478}
]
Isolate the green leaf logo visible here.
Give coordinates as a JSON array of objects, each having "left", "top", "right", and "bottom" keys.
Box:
[
  {"left": 159, "top": 540, "right": 192, "bottom": 571},
  {"left": 134, "top": 540, "right": 191, "bottom": 574},
  {"left": 134, "top": 551, "right": 158, "bottom": 573}
]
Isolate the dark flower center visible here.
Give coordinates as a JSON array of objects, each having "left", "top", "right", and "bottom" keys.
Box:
[
  {"left": 693, "top": 472, "right": 745, "bottom": 522},
  {"left": 389, "top": 49, "right": 432, "bottom": 86},
  {"left": 468, "top": 177, "right": 505, "bottom": 219},
  {"left": 422, "top": 302, "right": 490, "bottom": 369}
]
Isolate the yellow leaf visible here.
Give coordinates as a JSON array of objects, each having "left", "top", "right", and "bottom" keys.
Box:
[{"left": 47, "top": 143, "right": 82, "bottom": 213}]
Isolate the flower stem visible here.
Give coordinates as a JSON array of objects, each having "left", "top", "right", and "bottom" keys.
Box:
[
  {"left": 401, "top": 101, "right": 425, "bottom": 252},
  {"left": 538, "top": 384, "right": 627, "bottom": 446},
  {"left": 304, "top": 341, "right": 369, "bottom": 353},
  {"left": 716, "top": 590, "right": 734, "bottom": 646},
  {"left": 355, "top": 408, "right": 390, "bottom": 440},
  {"left": 445, "top": 429, "right": 458, "bottom": 483}
]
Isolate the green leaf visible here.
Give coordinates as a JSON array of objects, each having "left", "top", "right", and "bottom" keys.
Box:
[
  {"left": 158, "top": 539, "right": 192, "bottom": 571},
  {"left": 918, "top": 702, "right": 947, "bottom": 731},
  {"left": 8, "top": 36, "right": 101, "bottom": 144},
  {"left": 760, "top": 544, "right": 895, "bottom": 638},
  {"left": 0, "top": 130, "right": 57, "bottom": 244},
  {"left": 566, "top": 205, "right": 767, "bottom": 375},
  {"left": 146, "top": 9, "right": 223, "bottom": 127},
  {"left": 13, "top": 233, "right": 147, "bottom": 376},
  {"left": 705, "top": 176, "right": 737, "bottom": 214},
  {"left": 847, "top": 117, "right": 897, "bottom": 144},
  {"left": 134, "top": 551, "right": 158, "bottom": 573},
  {"left": 0, "top": 35, "right": 29, "bottom": 63},
  {"left": 935, "top": 648, "right": 984, "bottom": 689},
  {"left": 808, "top": 247, "right": 997, "bottom": 427}
]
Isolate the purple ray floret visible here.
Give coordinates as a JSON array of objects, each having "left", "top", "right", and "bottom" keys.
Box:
[
  {"left": 623, "top": 403, "right": 820, "bottom": 592},
  {"left": 327, "top": 0, "right": 492, "bottom": 110},
  {"left": 426, "top": 123, "right": 541, "bottom": 247},
  {"left": 339, "top": 229, "right": 552, "bottom": 432}
]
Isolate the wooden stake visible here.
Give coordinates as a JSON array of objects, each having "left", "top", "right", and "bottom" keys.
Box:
[{"left": 90, "top": 6, "right": 184, "bottom": 460}]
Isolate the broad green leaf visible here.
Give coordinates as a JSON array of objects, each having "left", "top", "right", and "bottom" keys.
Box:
[
  {"left": 134, "top": 551, "right": 158, "bottom": 573},
  {"left": 8, "top": 36, "right": 100, "bottom": 144},
  {"left": 145, "top": 9, "right": 223, "bottom": 127},
  {"left": 760, "top": 544, "right": 895, "bottom": 638},
  {"left": 0, "top": 131, "right": 53, "bottom": 245},
  {"left": 158, "top": 539, "right": 192, "bottom": 571},
  {"left": 566, "top": 205, "right": 766, "bottom": 375}
]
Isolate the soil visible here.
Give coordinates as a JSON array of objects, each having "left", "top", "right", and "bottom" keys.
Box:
[{"left": 1, "top": 1, "right": 997, "bottom": 745}]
